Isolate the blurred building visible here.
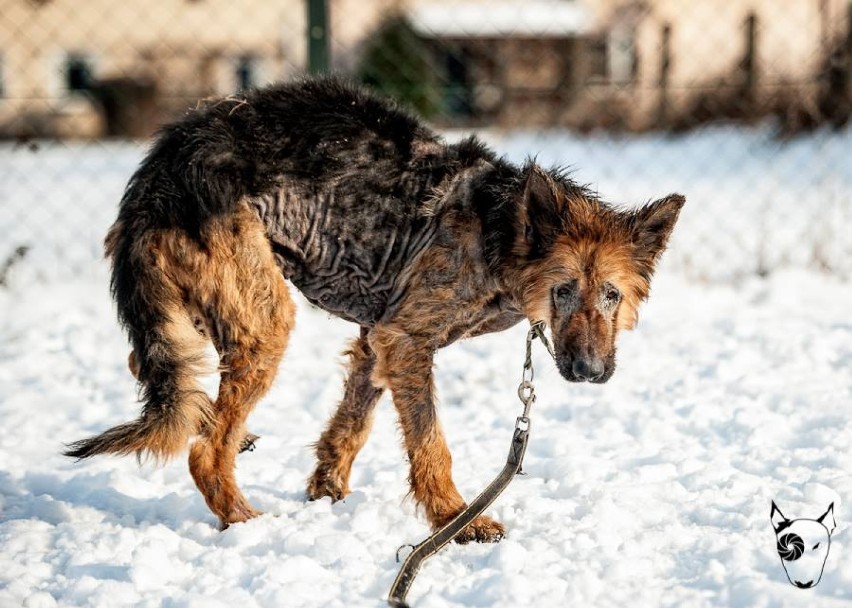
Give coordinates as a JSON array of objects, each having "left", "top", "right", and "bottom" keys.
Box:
[
  {"left": 0, "top": 0, "right": 849, "bottom": 137},
  {"left": 409, "top": 0, "right": 851, "bottom": 130},
  {"left": 0, "top": 0, "right": 398, "bottom": 138}
]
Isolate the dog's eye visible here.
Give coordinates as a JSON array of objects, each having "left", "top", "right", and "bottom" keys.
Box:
[
  {"left": 813, "top": 542, "right": 820, "bottom": 550},
  {"left": 552, "top": 280, "right": 579, "bottom": 312},
  {"left": 603, "top": 284, "right": 621, "bottom": 306}
]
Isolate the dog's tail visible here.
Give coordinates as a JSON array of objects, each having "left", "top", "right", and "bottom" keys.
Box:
[
  {"left": 64, "top": 206, "right": 213, "bottom": 462},
  {"left": 64, "top": 110, "right": 260, "bottom": 462}
]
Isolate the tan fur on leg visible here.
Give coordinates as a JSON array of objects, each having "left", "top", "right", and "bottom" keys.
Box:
[
  {"left": 370, "top": 326, "right": 504, "bottom": 542},
  {"left": 157, "top": 206, "right": 295, "bottom": 527},
  {"left": 308, "top": 328, "right": 384, "bottom": 501}
]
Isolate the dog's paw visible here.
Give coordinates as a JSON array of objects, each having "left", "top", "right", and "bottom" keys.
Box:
[
  {"left": 306, "top": 467, "right": 349, "bottom": 502},
  {"left": 238, "top": 432, "right": 260, "bottom": 454},
  {"left": 453, "top": 515, "right": 505, "bottom": 544},
  {"left": 218, "top": 504, "right": 263, "bottom": 530}
]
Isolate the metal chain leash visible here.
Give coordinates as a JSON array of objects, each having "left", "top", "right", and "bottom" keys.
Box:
[
  {"left": 387, "top": 320, "right": 554, "bottom": 607},
  {"left": 518, "top": 319, "right": 554, "bottom": 421}
]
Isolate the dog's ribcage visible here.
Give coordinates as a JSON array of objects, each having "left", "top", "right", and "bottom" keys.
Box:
[{"left": 249, "top": 172, "right": 441, "bottom": 326}]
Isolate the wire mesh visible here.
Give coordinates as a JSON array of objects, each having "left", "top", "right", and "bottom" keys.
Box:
[{"left": 1, "top": 0, "right": 850, "bottom": 285}]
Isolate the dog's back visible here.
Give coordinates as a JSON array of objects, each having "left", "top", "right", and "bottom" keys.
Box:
[{"left": 113, "top": 77, "right": 495, "bottom": 324}]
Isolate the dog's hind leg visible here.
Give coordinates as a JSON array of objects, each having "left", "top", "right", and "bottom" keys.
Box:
[
  {"left": 307, "top": 327, "right": 384, "bottom": 501},
  {"left": 186, "top": 207, "right": 295, "bottom": 528}
]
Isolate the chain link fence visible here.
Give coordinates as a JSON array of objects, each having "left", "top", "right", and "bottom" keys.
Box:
[{"left": 1, "top": 0, "right": 850, "bottom": 286}]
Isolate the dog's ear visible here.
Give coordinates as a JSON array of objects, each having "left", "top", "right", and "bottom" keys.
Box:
[
  {"left": 628, "top": 194, "right": 685, "bottom": 278},
  {"left": 817, "top": 502, "right": 836, "bottom": 535},
  {"left": 771, "top": 501, "right": 791, "bottom": 533},
  {"left": 520, "top": 165, "right": 562, "bottom": 257}
]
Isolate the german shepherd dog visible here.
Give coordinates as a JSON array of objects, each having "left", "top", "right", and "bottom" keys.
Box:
[{"left": 66, "top": 77, "right": 684, "bottom": 542}]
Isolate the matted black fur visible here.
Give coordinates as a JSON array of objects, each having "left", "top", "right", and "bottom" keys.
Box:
[{"left": 114, "top": 77, "right": 529, "bottom": 326}]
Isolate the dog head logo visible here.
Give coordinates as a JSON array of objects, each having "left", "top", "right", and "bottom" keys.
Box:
[{"left": 770, "top": 501, "right": 835, "bottom": 589}]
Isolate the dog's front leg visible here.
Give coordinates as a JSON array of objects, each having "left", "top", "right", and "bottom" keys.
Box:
[{"left": 370, "top": 326, "right": 505, "bottom": 543}]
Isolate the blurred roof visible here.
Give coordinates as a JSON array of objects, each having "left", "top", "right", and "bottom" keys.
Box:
[{"left": 409, "top": 0, "right": 592, "bottom": 38}]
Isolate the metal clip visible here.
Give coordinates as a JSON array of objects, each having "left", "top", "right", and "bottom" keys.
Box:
[{"left": 395, "top": 544, "right": 415, "bottom": 563}]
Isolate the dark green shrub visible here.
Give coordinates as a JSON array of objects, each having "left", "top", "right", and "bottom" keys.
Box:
[{"left": 357, "top": 16, "right": 442, "bottom": 119}]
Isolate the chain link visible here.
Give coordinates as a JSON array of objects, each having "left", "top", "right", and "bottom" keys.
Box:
[{"left": 516, "top": 320, "right": 554, "bottom": 421}]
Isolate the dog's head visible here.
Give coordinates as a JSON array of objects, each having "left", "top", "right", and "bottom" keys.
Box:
[
  {"left": 771, "top": 501, "right": 835, "bottom": 589},
  {"left": 513, "top": 165, "right": 684, "bottom": 383}
]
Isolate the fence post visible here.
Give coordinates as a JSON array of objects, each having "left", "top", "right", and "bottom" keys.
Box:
[
  {"left": 657, "top": 23, "right": 671, "bottom": 126},
  {"left": 742, "top": 12, "right": 757, "bottom": 109},
  {"left": 307, "top": 0, "right": 329, "bottom": 74},
  {"left": 847, "top": 2, "right": 852, "bottom": 102}
]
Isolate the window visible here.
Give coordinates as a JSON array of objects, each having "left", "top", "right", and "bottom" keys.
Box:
[
  {"left": 587, "top": 38, "right": 608, "bottom": 80},
  {"left": 587, "top": 29, "right": 636, "bottom": 85},
  {"left": 65, "top": 53, "right": 93, "bottom": 93},
  {"left": 443, "top": 47, "right": 473, "bottom": 118},
  {"left": 213, "top": 55, "right": 267, "bottom": 96},
  {"left": 609, "top": 27, "right": 638, "bottom": 84},
  {"left": 235, "top": 55, "right": 256, "bottom": 91}
]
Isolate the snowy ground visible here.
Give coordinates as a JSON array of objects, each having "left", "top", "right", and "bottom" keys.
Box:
[
  {"left": 1, "top": 269, "right": 850, "bottom": 607},
  {"left": 1, "top": 126, "right": 850, "bottom": 606}
]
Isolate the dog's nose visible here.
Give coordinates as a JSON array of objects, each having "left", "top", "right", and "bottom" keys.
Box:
[
  {"left": 794, "top": 580, "right": 814, "bottom": 589},
  {"left": 572, "top": 358, "right": 604, "bottom": 381}
]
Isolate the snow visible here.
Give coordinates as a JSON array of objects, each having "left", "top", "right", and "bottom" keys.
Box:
[
  {"left": 409, "top": 1, "right": 590, "bottom": 38},
  {"left": 1, "top": 127, "right": 851, "bottom": 605},
  {"left": 1, "top": 270, "right": 851, "bottom": 606}
]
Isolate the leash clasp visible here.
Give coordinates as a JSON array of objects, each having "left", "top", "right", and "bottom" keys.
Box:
[{"left": 395, "top": 544, "right": 415, "bottom": 563}]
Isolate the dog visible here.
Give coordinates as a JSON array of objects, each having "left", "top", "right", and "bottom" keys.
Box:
[
  {"left": 65, "top": 77, "right": 684, "bottom": 542},
  {"left": 771, "top": 501, "right": 835, "bottom": 588}
]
